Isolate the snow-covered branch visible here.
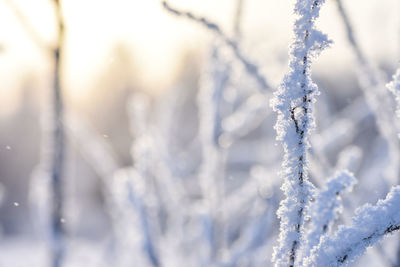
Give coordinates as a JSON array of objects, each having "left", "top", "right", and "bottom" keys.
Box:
[
  {"left": 336, "top": 0, "right": 400, "bottom": 184},
  {"left": 196, "top": 44, "right": 230, "bottom": 261},
  {"left": 387, "top": 66, "right": 400, "bottom": 118},
  {"left": 305, "top": 186, "right": 400, "bottom": 266},
  {"left": 222, "top": 92, "right": 270, "bottom": 140},
  {"left": 162, "top": 1, "right": 270, "bottom": 90},
  {"left": 271, "top": 0, "right": 331, "bottom": 266},
  {"left": 301, "top": 170, "right": 356, "bottom": 262}
]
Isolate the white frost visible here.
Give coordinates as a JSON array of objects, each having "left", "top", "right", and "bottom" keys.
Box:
[
  {"left": 271, "top": 0, "right": 331, "bottom": 266},
  {"left": 305, "top": 186, "right": 400, "bottom": 266}
]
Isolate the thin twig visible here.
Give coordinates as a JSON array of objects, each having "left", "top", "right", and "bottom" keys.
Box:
[
  {"left": 162, "top": 1, "right": 270, "bottom": 90},
  {"left": 336, "top": 0, "right": 400, "bottom": 184},
  {"left": 4, "top": 0, "right": 53, "bottom": 52},
  {"left": 233, "top": 0, "right": 244, "bottom": 39},
  {"left": 50, "top": 1, "right": 66, "bottom": 266}
]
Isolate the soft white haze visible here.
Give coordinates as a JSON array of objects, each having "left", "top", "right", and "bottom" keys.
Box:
[{"left": 0, "top": 0, "right": 398, "bottom": 110}]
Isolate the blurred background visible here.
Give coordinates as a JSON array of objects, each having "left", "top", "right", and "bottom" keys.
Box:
[{"left": 0, "top": 0, "right": 399, "bottom": 266}]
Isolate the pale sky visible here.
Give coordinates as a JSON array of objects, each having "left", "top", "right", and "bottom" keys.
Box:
[{"left": 0, "top": 0, "right": 398, "bottom": 114}]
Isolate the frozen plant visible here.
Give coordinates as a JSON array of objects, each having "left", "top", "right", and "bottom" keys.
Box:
[
  {"left": 197, "top": 43, "right": 230, "bottom": 262},
  {"left": 387, "top": 66, "right": 400, "bottom": 118},
  {"left": 304, "top": 186, "right": 400, "bottom": 266},
  {"left": 162, "top": 1, "right": 270, "bottom": 90},
  {"left": 300, "top": 170, "right": 356, "bottom": 262},
  {"left": 270, "top": 0, "right": 331, "bottom": 266},
  {"left": 7, "top": 0, "right": 69, "bottom": 265},
  {"left": 271, "top": 0, "right": 400, "bottom": 266},
  {"left": 162, "top": 0, "right": 276, "bottom": 150},
  {"left": 335, "top": 0, "right": 400, "bottom": 184}
]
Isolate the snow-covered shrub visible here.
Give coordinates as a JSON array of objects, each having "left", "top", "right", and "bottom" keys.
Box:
[
  {"left": 269, "top": 1, "right": 400, "bottom": 266},
  {"left": 6, "top": 0, "right": 399, "bottom": 267}
]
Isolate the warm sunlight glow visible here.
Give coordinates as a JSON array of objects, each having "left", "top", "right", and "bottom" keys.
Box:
[{"left": 0, "top": 0, "right": 398, "bottom": 105}]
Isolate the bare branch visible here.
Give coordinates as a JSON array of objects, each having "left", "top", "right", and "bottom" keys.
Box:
[
  {"left": 4, "top": 0, "right": 53, "bottom": 52},
  {"left": 49, "top": 1, "right": 66, "bottom": 265},
  {"left": 162, "top": 1, "right": 270, "bottom": 90},
  {"left": 233, "top": 0, "right": 244, "bottom": 39}
]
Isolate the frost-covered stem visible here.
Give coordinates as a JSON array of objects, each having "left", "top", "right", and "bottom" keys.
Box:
[
  {"left": 228, "top": 197, "right": 278, "bottom": 265},
  {"left": 65, "top": 115, "right": 121, "bottom": 263},
  {"left": 222, "top": 92, "right": 271, "bottom": 141},
  {"left": 127, "top": 94, "right": 161, "bottom": 266},
  {"left": 197, "top": 45, "right": 230, "bottom": 262},
  {"left": 162, "top": 1, "right": 270, "bottom": 90},
  {"left": 336, "top": 0, "right": 400, "bottom": 183},
  {"left": 387, "top": 67, "right": 400, "bottom": 266},
  {"left": 4, "top": 0, "right": 51, "bottom": 51},
  {"left": 233, "top": 0, "right": 244, "bottom": 40},
  {"left": 387, "top": 66, "right": 400, "bottom": 117},
  {"left": 8, "top": 0, "right": 66, "bottom": 265},
  {"left": 271, "top": 1, "right": 331, "bottom": 266},
  {"left": 65, "top": 114, "right": 119, "bottom": 183},
  {"left": 300, "top": 171, "right": 356, "bottom": 263},
  {"left": 49, "top": 1, "right": 66, "bottom": 266},
  {"left": 111, "top": 169, "right": 158, "bottom": 267},
  {"left": 305, "top": 186, "right": 400, "bottom": 266},
  {"left": 335, "top": 0, "right": 365, "bottom": 65}
]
